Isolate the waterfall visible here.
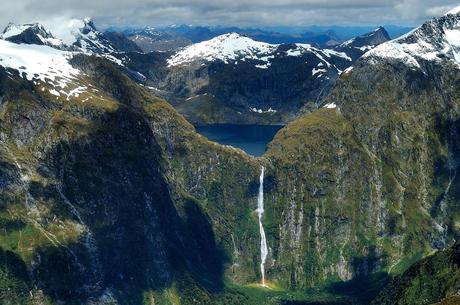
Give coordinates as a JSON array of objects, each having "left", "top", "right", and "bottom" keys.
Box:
[{"left": 257, "top": 166, "right": 268, "bottom": 286}]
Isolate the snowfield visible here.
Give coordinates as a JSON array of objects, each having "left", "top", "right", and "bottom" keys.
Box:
[
  {"left": 0, "top": 39, "right": 83, "bottom": 96},
  {"left": 168, "top": 33, "right": 277, "bottom": 66}
]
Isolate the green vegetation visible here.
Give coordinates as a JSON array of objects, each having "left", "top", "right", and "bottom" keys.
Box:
[
  {"left": 372, "top": 242, "right": 460, "bottom": 305},
  {"left": 1, "top": 48, "right": 460, "bottom": 305}
]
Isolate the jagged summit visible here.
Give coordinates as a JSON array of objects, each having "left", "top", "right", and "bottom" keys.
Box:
[
  {"left": 339, "top": 26, "right": 390, "bottom": 50},
  {"left": 364, "top": 10, "right": 460, "bottom": 68},
  {"left": 0, "top": 18, "right": 136, "bottom": 54},
  {"left": 1, "top": 22, "right": 63, "bottom": 47}
]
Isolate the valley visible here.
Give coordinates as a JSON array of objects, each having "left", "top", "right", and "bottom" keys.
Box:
[{"left": 0, "top": 4, "right": 460, "bottom": 305}]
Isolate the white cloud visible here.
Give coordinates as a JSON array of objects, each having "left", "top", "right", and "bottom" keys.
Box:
[{"left": 0, "top": 0, "right": 459, "bottom": 30}]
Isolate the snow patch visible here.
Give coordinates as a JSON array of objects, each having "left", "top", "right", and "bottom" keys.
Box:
[
  {"left": 168, "top": 33, "right": 276, "bottom": 66},
  {"left": 323, "top": 49, "right": 352, "bottom": 61},
  {"left": 365, "top": 42, "right": 421, "bottom": 68},
  {"left": 312, "top": 68, "right": 326, "bottom": 76},
  {"left": 0, "top": 39, "right": 81, "bottom": 88},
  {"left": 49, "top": 89, "right": 60, "bottom": 96},
  {"left": 286, "top": 49, "right": 302, "bottom": 56},
  {"left": 323, "top": 103, "right": 337, "bottom": 109},
  {"left": 255, "top": 63, "right": 270, "bottom": 69},
  {"left": 342, "top": 66, "right": 354, "bottom": 74},
  {"left": 65, "top": 86, "right": 88, "bottom": 100},
  {"left": 250, "top": 107, "right": 277, "bottom": 114}
]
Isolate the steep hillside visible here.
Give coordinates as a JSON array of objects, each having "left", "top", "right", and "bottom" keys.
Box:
[
  {"left": 261, "top": 7, "right": 460, "bottom": 294},
  {"left": 371, "top": 241, "right": 460, "bottom": 305},
  {"left": 0, "top": 38, "right": 263, "bottom": 304}
]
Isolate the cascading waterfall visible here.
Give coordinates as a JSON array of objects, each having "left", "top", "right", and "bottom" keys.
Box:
[{"left": 257, "top": 166, "right": 268, "bottom": 286}]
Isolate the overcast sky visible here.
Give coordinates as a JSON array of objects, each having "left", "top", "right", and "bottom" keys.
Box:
[{"left": 3, "top": 0, "right": 460, "bottom": 29}]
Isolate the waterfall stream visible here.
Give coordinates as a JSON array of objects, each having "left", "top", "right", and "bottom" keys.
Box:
[{"left": 257, "top": 166, "right": 268, "bottom": 286}]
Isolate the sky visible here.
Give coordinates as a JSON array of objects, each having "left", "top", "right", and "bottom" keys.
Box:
[{"left": 2, "top": 0, "right": 460, "bottom": 30}]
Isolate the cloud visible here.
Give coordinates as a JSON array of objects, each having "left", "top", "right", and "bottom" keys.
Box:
[{"left": 0, "top": 0, "right": 459, "bottom": 30}]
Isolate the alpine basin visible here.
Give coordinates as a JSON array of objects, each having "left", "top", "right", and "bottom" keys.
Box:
[{"left": 195, "top": 124, "right": 284, "bottom": 157}]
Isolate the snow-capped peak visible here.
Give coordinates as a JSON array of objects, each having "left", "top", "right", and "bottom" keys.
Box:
[
  {"left": 168, "top": 33, "right": 276, "bottom": 66},
  {"left": 83, "top": 17, "right": 93, "bottom": 25},
  {"left": 445, "top": 5, "right": 460, "bottom": 16},
  {"left": 364, "top": 12, "right": 460, "bottom": 68},
  {"left": 0, "top": 22, "right": 63, "bottom": 47},
  {"left": 167, "top": 32, "right": 357, "bottom": 71},
  {"left": 1, "top": 22, "right": 34, "bottom": 39},
  {"left": 0, "top": 18, "right": 118, "bottom": 55}
]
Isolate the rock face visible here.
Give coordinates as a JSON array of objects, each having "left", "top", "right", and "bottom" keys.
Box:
[
  {"left": 0, "top": 36, "right": 266, "bottom": 304},
  {"left": 261, "top": 9, "right": 460, "bottom": 292}
]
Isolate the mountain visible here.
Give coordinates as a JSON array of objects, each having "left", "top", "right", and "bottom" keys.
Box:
[
  {"left": 337, "top": 26, "right": 391, "bottom": 51},
  {"left": 126, "top": 26, "right": 192, "bottom": 52},
  {"left": 119, "top": 24, "right": 341, "bottom": 52},
  {"left": 265, "top": 4, "right": 460, "bottom": 292},
  {"left": 303, "top": 25, "right": 413, "bottom": 40},
  {"left": 363, "top": 8, "right": 460, "bottom": 68},
  {"left": 0, "top": 22, "right": 64, "bottom": 48},
  {"left": 118, "top": 29, "right": 389, "bottom": 125},
  {"left": 1, "top": 18, "right": 139, "bottom": 54},
  {"left": 0, "top": 20, "right": 390, "bottom": 125},
  {"left": 0, "top": 38, "right": 254, "bottom": 304},
  {"left": 116, "top": 24, "right": 412, "bottom": 53},
  {"left": 331, "top": 27, "right": 391, "bottom": 67}
]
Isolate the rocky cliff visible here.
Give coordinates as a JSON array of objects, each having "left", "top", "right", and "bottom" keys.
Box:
[{"left": 261, "top": 11, "right": 460, "bottom": 292}]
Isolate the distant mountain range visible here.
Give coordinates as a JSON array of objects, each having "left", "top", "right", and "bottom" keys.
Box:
[{"left": 106, "top": 24, "right": 412, "bottom": 52}]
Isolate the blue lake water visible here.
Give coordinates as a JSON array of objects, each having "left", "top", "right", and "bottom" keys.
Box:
[{"left": 195, "top": 124, "right": 284, "bottom": 157}]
